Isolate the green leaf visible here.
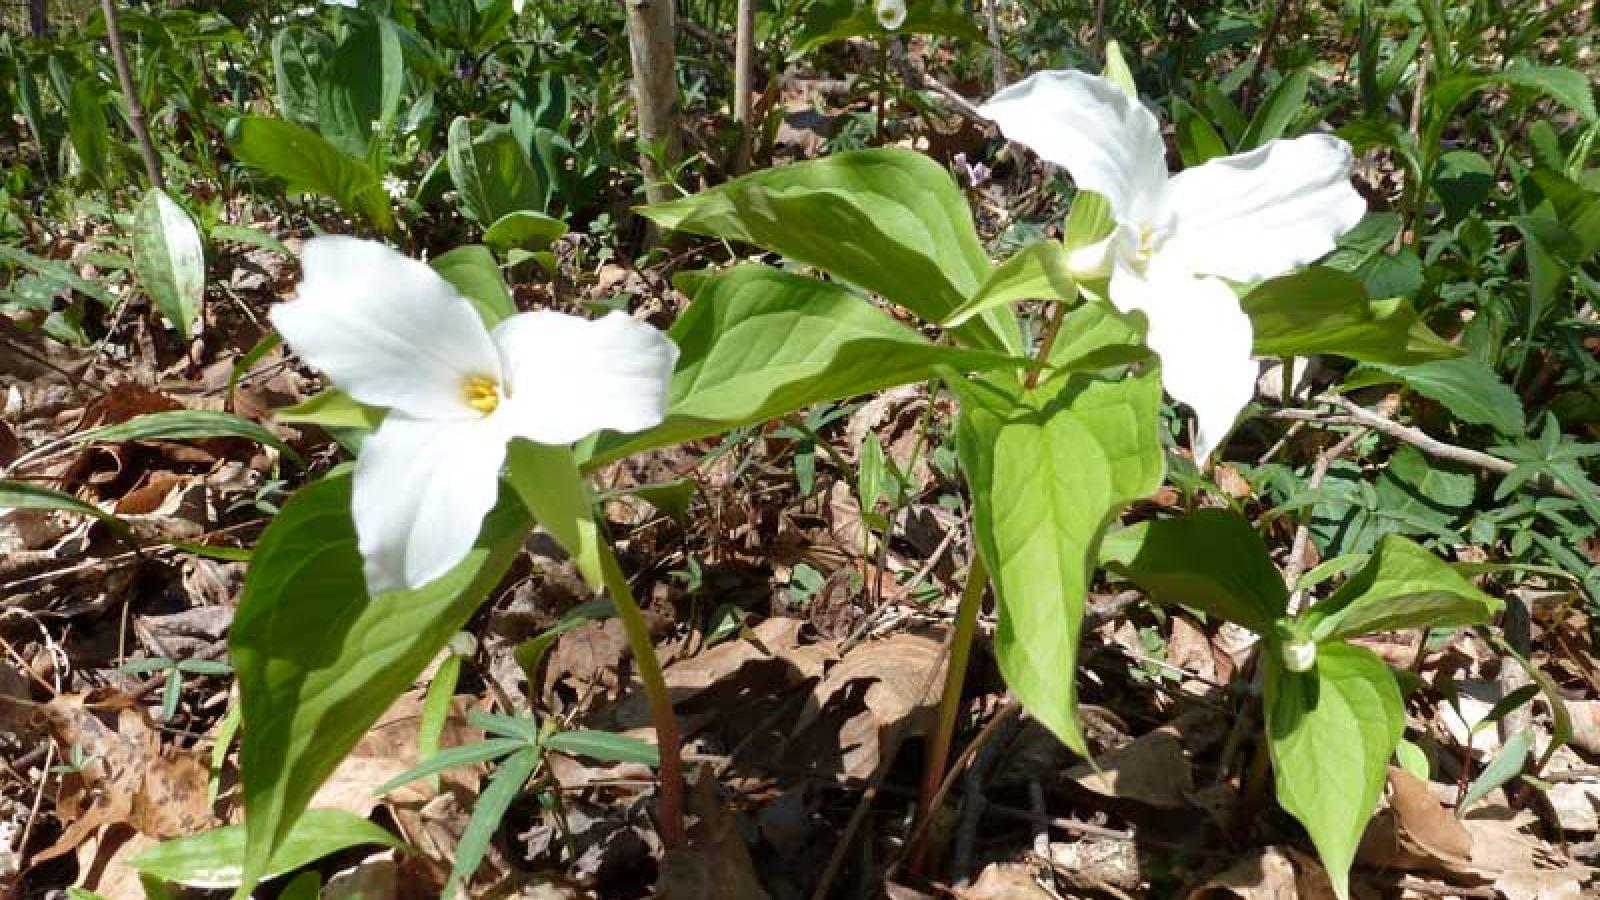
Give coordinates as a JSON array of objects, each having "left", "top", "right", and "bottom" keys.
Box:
[
  {"left": 274, "top": 389, "right": 385, "bottom": 431},
  {"left": 128, "top": 808, "right": 400, "bottom": 888},
  {"left": 317, "top": 13, "right": 404, "bottom": 165},
  {"left": 544, "top": 729, "right": 661, "bottom": 766},
  {"left": 270, "top": 25, "right": 333, "bottom": 126},
  {"left": 0, "top": 244, "right": 118, "bottom": 308},
  {"left": 944, "top": 239, "right": 1076, "bottom": 328},
  {"left": 132, "top": 189, "right": 207, "bottom": 341},
  {"left": 483, "top": 210, "right": 568, "bottom": 255},
  {"left": 66, "top": 77, "right": 110, "bottom": 190},
  {"left": 1242, "top": 267, "right": 1459, "bottom": 365},
  {"left": 640, "top": 149, "right": 1019, "bottom": 353},
  {"left": 581, "top": 265, "right": 1017, "bottom": 470},
  {"left": 1265, "top": 643, "right": 1404, "bottom": 900},
  {"left": 955, "top": 370, "right": 1165, "bottom": 754},
  {"left": 1356, "top": 357, "right": 1526, "bottom": 435},
  {"left": 430, "top": 245, "right": 515, "bottom": 326},
  {"left": 76, "top": 409, "right": 302, "bottom": 466},
  {"left": 447, "top": 117, "right": 546, "bottom": 225},
  {"left": 1432, "top": 150, "right": 1496, "bottom": 224},
  {"left": 210, "top": 224, "right": 294, "bottom": 260},
  {"left": 1460, "top": 730, "right": 1531, "bottom": 813},
  {"left": 1301, "top": 534, "right": 1502, "bottom": 643},
  {"left": 1172, "top": 95, "right": 1229, "bottom": 166},
  {"left": 228, "top": 117, "right": 392, "bottom": 232},
  {"left": 1100, "top": 509, "right": 1287, "bottom": 635},
  {"left": 374, "top": 737, "right": 526, "bottom": 795},
  {"left": 0, "top": 479, "right": 130, "bottom": 536},
  {"left": 1434, "top": 65, "right": 1598, "bottom": 125},
  {"left": 1045, "top": 300, "right": 1148, "bottom": 372},
  {"left": 791, "top": 0, "right": 986, "bottom": 55},
  {"left": 230, "top": 475, "right": 530, "bottom": 897},
  {"left": 1238, "top": 68, "right": 1310, "bottom": 151},
  {"left": 1373, "top": 445, "right": 1477, "bottom": 532},
  {"left": 446, "top": 746, "right": 539, "bottom": 899}
]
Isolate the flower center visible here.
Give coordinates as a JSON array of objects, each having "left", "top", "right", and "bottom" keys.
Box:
[
  {"left": 1135, "top": 224, "right": 1159, "bottom": 263},
  {"left": 461, "top": 375, "right": 500, "bottom": 415}
]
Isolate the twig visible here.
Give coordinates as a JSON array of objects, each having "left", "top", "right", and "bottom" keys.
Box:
[
  {"left": 1240, "top": 0, "right": 1295, "bottom": 114},
  {"left": 1284, "top": 426, "right": 1367, "bottom": 611},
  {"left": 887, "top": 50, "right": 990, "bottom": 125},
  {"left": 983, "top": 0, "right": 1006, "bottom": 93},
  {"left": 100, "top": 0, "right": 164, "bottom": 190},
  {"left": 1276, "top": 397, "right": 1579, "bottom": 499},
  {"left": 732, "top": 0, "right": 755, "bottom": 173}
]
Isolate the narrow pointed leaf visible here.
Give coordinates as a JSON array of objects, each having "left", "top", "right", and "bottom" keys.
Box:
[
  {"left": 1302, "top": 534, "right": 1503, "bottom": 642},
  {"left": 128, "top": 809, "right": 400, "bottom": 889},
  {"left": 133, "top": 189, "right": 206, "bottom": 341}
]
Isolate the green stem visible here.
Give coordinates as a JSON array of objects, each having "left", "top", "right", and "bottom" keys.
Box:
[
  {"left": 907, "top": 552, "right": 987, "bottom": 874},
  {"left": 597, "top": 539, "right": 688, "bottom": 849}
]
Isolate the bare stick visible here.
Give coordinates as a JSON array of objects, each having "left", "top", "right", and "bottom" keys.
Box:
[
  {"left": 623, "top": 0, "right": 680, "bottom": 207},
  {"left": 100, "top": 0, "right": 164, "bottom": 190},
  {"left": 1241, "top": 0, "right": 1295, "bottom": 113},
  {"left": 1284, "top": 425, "right": 1367, "bottom": 610},
  {"left": 732, "top": 0, "right": 755, "bottom": 173}
]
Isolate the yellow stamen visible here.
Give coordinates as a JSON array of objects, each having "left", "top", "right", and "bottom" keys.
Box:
[
  {"left": 462, "top": 375, "right": 500, "bottom": 414},
  {"left": 1137, "top": 225, "right": 1157, "bottom": 261}
]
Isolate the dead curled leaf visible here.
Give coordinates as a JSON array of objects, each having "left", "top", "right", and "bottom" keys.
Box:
[
  {"left": 655, "top": 768, "right": 771, "bottom": 900},
  {"left": 1066, "top": 726, "right": 1195, "bottom": 809},
  {"left": 34, "top": 693, "right": 215, "bottom": 863},
  {"left": 1189, "top": 846, "right": 1337, "bottom": 900}
]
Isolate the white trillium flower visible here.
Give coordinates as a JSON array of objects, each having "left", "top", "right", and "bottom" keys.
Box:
[
  {"left": 876, "top": 0, "right": 907, "bottom": 31},
  {"left": 979, "top": 71, "right": 1366, "bottom": 462},
  {"left": 272, "top": 237, "right": 678, "bottom": 595},
  {"left": 512, "top": 0, "right": 525, "bottom": 13}
]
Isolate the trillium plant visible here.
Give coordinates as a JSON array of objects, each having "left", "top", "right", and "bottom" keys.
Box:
[{"left": 224, "top": 42, "right": 1500, "bottom": 900}]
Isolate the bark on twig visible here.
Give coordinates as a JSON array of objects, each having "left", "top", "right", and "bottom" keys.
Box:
[
  {"left": 100, "top": 0, "right": 164, "bottom": 190},
  {"left": 733, "top": 0, "right": 755, "bottom": 172},
  {"left": 623, "top": 0, "right": 680, "bottom": 207}
]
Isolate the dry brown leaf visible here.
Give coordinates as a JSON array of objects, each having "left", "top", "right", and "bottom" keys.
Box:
[
  {"left": 1190, "top": 846, "right": 1337, "bottom": 900},
  {"left": 956, "top": 863, "right": 1054, "bottom": 900},
  {"left": 791, "top": 628, "right": 945, "bottom": 779},
  {"left": 1066, "top": 727, "right": 1194, "bottom": 809},
  {"left": 35, "top": 694, "right": 215, "bottom": 862},
  {"left": 1040, "top": 839, "right": 1145, "bottom": 894},
  {"left": 656, "top": 768, "right": 771, "bottom": 900},
  {"left": 71, "top": 825, "right": 156, "bottom": 900},
  {"left": 1568, "top": 700, "right": 1600, "bottom": 756},
  {"left": 1386, "top": 767, "right": 1473, "bottom": 872}
]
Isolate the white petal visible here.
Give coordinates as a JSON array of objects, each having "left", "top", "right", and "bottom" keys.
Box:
[
  {"left": 352, "top": 415, "right": 507, "bottom": 594},
  {"left": 979, "top": 70, "right": 1168, "bottom": 221},
  {"left": 490, "top": 311, "right": 678, "bottom": 445},
  {"left": 272, "top": 236, "right": 502, "bottom": 420},
  {"left": 1112, "top": 267, "right": 1256, "bottom": 464},
  {"left": 1157, "top": 134, "right": 1367, "bottom": 282}
]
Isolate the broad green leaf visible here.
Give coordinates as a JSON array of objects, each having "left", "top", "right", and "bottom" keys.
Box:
[
  {"left": 1374, "top": 445, "right": 1477, "bottom": 532},
  {"left": 1172, "top": 95, "right": 1229, "bottom": 166},
  {"left": 0, "top": 480, "right": 129, "bottom": 536},
  {"left": 273, "top": 389, "right": 385, "bottom": 431},
  {"left": 506, "top": 441, "right": 604, "bottom": 585},
  {"left": 230, "top": 475, "right": 530, "bottom": 897},
  {"left": 1301, "top": 534, "right": 1502, "bottom": 642},
  {"left": 1432, "top": 150, "right": 1495, "bottom": 224},
  {"left": 955, "top": 370, "right": 1165, "bottom": 754},
  {"left": 431, "top": 245, "right": 515, "bottom": 326},
  {"left": 581, "top": 265, "right": 1017, "bottom": 469},
  {"left": 1100, "top": 509, "right": 1287, "bottom": 634},
  {"left": 128, "top": 808, "right": 400, "bottom": 888},
  {"left": 76, "top": 409, "right": 302, "bottom": 465},
  {"left": 1353, "top": 357, "right": 1526, "bottom": 435},
  {"left": 483, "top": 210, "right": 568, "bottom": 255},
  {"left": 271, "top": 26, "right": 333, "bottom": 125},
  {"left": 1045, "top": 300, "right": 1147, "bottom": 372},
  {"left": 640, "top": 149, "right": 1019, "bottom": 353},
  {"left": 791, "top": 0, "right": 986, "bottom": 55},
  {"left": 132, "top": 189, "right": 206, "bottom": 341},
  {"left": 1265, "top": 643, "right": 1404, "bottom": 900},
  {"left": 446, "top": 117, "right": 545, "bottom": 225},
  {"left": 0, "top": 244, "right": 118, "bottom": 308},
  {"left": 544, "top": 729, "right": 661, "bottom": 766},
  {"left": 1242, "top": 268, "right": 1458, "bottom": 365},
  {"left": 1434, "top": 65, "right": 1598, "bottom": 125},
  {"left": 228, "top": 117, "right": 393, "bottom": 232},
  {"left": 66, "top": 77, "right": 110, "bottom": 190},
  {"left": 446, "top": 746, "right": 538, "bottom": 899},
  {"left": 1238, "top": 68, "right": 1310, "bottom": 150},
  {"left": 943, "top": 239, "right": 1076, "bottom": 328},
  {"left": 317, "top": 13, "right": 404, "bottom": 165}
]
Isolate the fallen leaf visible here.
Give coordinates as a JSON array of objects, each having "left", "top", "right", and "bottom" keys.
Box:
[
  {"left": 956, "top": 863, "right": 1054, "bottom": 900},
  {"left": 656, "top": 768, "right": 771, "bottom": 900},
  {"left": 1386, "top": 767, "right": 1473, "bottom": 872},
  {"left": 1190, "top": 846, "right": 1337, "bottom": 900},
  {"left": 1067, "top": 727, "right": 1194, "bottom": 809}
]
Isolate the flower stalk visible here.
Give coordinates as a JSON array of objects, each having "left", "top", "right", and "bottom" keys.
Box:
[{"left": 597, "top": 538, "right": 688, "bottom": 848}]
